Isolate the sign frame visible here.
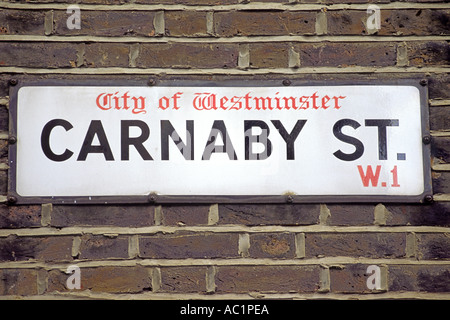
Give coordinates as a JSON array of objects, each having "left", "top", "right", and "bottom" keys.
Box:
[{"left": 7, "top": 78, "right": 432, "bottom": 205}]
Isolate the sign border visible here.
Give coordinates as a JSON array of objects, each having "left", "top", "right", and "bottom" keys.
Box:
[{"left": 7, "top": 78, "right": 433, "bottom": 205}]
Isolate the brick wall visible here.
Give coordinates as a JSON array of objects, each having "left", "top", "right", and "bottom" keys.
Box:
[{"left": 0, "top": 0, "right": 449, "bottom": 300}]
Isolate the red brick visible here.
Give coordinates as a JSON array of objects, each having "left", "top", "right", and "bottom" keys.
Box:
[
  {"left": 305, "top": 233, "right": 406, "bottom": 258},
  {"left": 249, "top": 233, "right": 296, "bottom": 258},
  {"left": 216, "top": 265, "right": 321, "bottom": 293},
  {"left": 214, "top": 11, "right": 316, "bottom": 37},
  {"left": 0, "top": 269, "right": 38, "bottom": 295},
  {"left": 139, "top": 232, "right": 239, "bottom": 259},
  {"left": 160, "top": 266, "right": 206, "bottom": 292},
  {"left": 48, "top": 266, "right": 152, "bottom": 293},
  {"left": 165, "top": 11, "right": 208, "bottom": 37},
  {"left": 249, "top": 43, "right": 289, "bottom": 69},
  {"left": 330, "top": 264, "right": 377, "bottom": 293}
]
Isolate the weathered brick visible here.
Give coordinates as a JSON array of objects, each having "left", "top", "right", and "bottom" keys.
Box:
[
  {"left": 433, "top": 171, "right": 450, "bottom": 194},
  {"left": 305, "top": 233, "right": 406, "bottom": 258},
  {"left": 326, "top": 204, "right": 374, "bottom": 226},
  {"left": 407, "top": 41, "right": 450, "bottom": 67},
  {"left": 135, "top": 0, "right": 239, "bottom": 4},
  {"left": 428, "top": 73, "right": 450, "bottom": 100},
  {"left": 139, "top": 232, "right": 239, "bottom": 259},
  {"left": 0, "top": 235, "right": 73, "bottom": 262},
  {"left": 218, "top": 204, "right": 320, "bottom": 225},
  {"left": 0, "top": 269, "right": 38, "bottom": 295},
  {"left": 389, "top": 265, "right": 450, "bottom": 292},
  {"left": 48, "top": 266, "right": 152, "bottom": 293},
  {"left": 161, "top": 205, "right": 210, "bottom": 226},
  {"left": 83, "top": 43, "right": 130, "bottom": 68},
  {"left": 216, "top": 265, "right": 321, "bottom": 293},
  {"left": 330, "top": 264, "right": 380, "bottom": 293},
  {"left": 417, "top": 233, "right": 450, "bottom": 260},
  {"left": 0, "top": 10, "right": 46, "bottom": 35},
  {"left": 0, "top": 42, "right": 78, "bottom": 68},
  {"left": 79, "top": 234, "right": 129, "bottom": 260},
  {"left": 294, "top": 42, "right": 397, "bottom": 67},
  {"left": 160, "top": 266, "right": 206, "bottom": 292},
  {"left": 214, "top": 11, "right": 316, "bottom": 37},
  {"left": 431, "top": 106, "right": 450, "bottom": 130},
  {"left": 327, "top": 10, "right": 366, "bottom": 35},
  {"left": 249, "top": 233, "right": 296, "bottom": 258},
  {"left": 165, "top": 11, "right": 208, "bottom": 37},
  {"left": 136, "top": 43, "right": 239, "bottom": 69},
  {"left": 384, "top": 203, "right": 450, "bottom": 227},
  {"left": 52, "top": 205, "right": 154, "bottom": 228},
  {"left": 249, "top": 43, "right": 289, "bottom": 69},
  {"left": 432, "top": 136, "right": 450, "bottom": 164},
  {"left": 0, "top": 104, "right": 8, "bottom": 132},
  {"left": 54, "top": 10, "right": 157, "bottom": 37},
  {"left": 0, "top": 205, "right": 42, "bottom": 229}
]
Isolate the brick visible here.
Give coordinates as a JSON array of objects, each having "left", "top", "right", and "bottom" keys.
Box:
[
  {"left": 0, "top": 104, "right": 7, "bottom": 132},
  {"left": 326, "top": 204, "right": 374, "bottom": 226},
  {"left": 79, "top": 234, "right": 129, "bottom": 260},
  {"left": 218, "top": 204, "right": 320, "bottom": 225},
  {"left": 294, "top": 42, "right": 397, "bottom": 67},
  {"left": 0, "top": 235, "right": 73, "bottom": 262},
  {"left": 84, "top": 43, "right": 130, "bottom": 68},
  {"left": 384, "top": 203, "right": 450, "bottom": 227},
  {"left": 433, "top": 171, "right": 450, "bottom": 194},
  {"left": 0, "top": 205, "right": 42, "bottom": 229},
  {"left": 165, "top": 11, "right": 208, "bottom": 37},
  {"left": 432, "top": 136, "right": 450, "bottom": 164},
  {"left": 0, "top": 10, "right": 46, "bottom": 35},
  {"left": 160, "top": 266, "right": 206, "bottom": 292},
  {"left": 330, "top": 264, "right": 378, "bottom": 293},
  {"left": 379, "top": 9, "right": 450, "bottom": 36},
  {"left": 216, "top": 266, "right": 320, "bottom": 293},
  {"left": 139, "top": 232, "right": 239, "bottom": 259},
  {"left": 430, "top": 107, "right": 450, "bottom": 131},
  {"left": 305, "top": 233, "right": 406, "bottom": 258},
  {"left": 54, "top": 11, "right": 157, "bottom": 37},
  {"left": 52, "top": 205, "right": 154, "bottom": 228},
  {"left": 417, "top": 233, "right": 450, "bottom": 260},
  {"left": 135, "top": 0, "right": 239, "bottom": 4},
  {"left": 0, "top": 42, "right": 78, "bottom": 68},
  {"left": 214, "top": 11, "right": 316, "bottom": 37},
  {"left": 48, "top": 266, "right": 152, "bottom": 293},
  {"left": 408, "top": 41, "right": 450, "bottom": 67},
  {"left": 388, "top": 265, "right": 450, "bottom": 292},
  {"left": 327, "top": 10, "right": 366, "bottom": 35},
  {"left": 428, "top": 73, "right": 450, "bottom": 100},
  {"left": 136, "top": 43, "right": 239, "bottom": 69},
  {"left": 0, "top": 269, "right": 38, "bottom": 295},
  {"left": 249, "top": 233, "right": 296, "bottom": 258},
  {"left": 161, "top": 205, "right": 210, "bottom": 226},
  {"left": 249, "top": 43, "right": 289, "bottom": 69}
]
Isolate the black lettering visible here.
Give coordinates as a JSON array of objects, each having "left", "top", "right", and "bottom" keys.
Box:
[
  {"left": 271, "top": 120, "right": 307, "bottom": 160},
  {"left": 333, "top": 119, "right": 364, "bottom": 161},
  {"left": 41, "top": 119, "right": 74, "bottom": 162},
  {"left": 365, "top": 119, "right": 399, "bottom": 160},
  {"left": 244, "top": 120, "right": 272, "bottom": 160},
  {"left": 161, "top": 120, "right": 194, "bottom": 161},
  {"left": 77, "top": 120, "right": 114, "bottom": 161},
  {"left": 121, "top": 120, "right": 152, "bottom": 161},
  {"left": 202, "top": 120, "right": 237, "bottom": 160}
]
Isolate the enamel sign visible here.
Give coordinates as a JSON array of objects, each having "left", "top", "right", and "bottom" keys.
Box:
[{"left": 8, "top": 80, "right": 431, "bottom": 204}]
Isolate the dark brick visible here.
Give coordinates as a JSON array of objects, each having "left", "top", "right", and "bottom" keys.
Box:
[
  {"left": 249, "top": 233, "right": 296, "bottom": 258},
  {"left": 330, "top": 264, "right": 377, "bottom": 293},
  {"left": 305, "top": 233, "right": 406, "bottom": 258},
  {"left": 216, "top": 265, "right": 321, "bottom": 293},
  {"left": 51, "top": 205, "right": 154, "bottom": 228},
  {"left": 139, "top": 232, "right": 239, "bottom": 259},
  {"left": 0, "top": 235, "right": 73, "bottom": 262},
  {"left": 327, "top": 10, "right": 366, "bottom": 35},
  {"left": 430, "top": 107, "right": 450, "bottom": 131},
  {"left": 389, "top": 265, "right": 450, "bottom": 292},
  {"left": 433, "top": 171, "right": 450, "bottom": 194},
  {"left": 161, "top": 205, "right": 210, "bottom": 226},
  {"left": 160, "top": 266, "right": 206, "bottom": 292},
  {"left": 417, "top": 233, "right": 450, "bottom": 260},
  {"left": 432, "top": 136, "right": 450, "bottom": 164},
  {"left": 384, "top": 203, "right": 450, "bottom": 227},
  {"left": 214, "top": 11, "right": 316, "bottom": 37},
  {"left": 218, "top": 204, "right": 320, "bottom": 226},
  {"left": 326, "top": 204, "right": 374, "bottom": 226},
  {"left": 408, "top": 41, "right": 450, "bottom": 67},
  {"left": 0, "top": 10, "right": 46, "bottom": 35},
  {"left": 136, "top": 43, "right": 239, "bottom": 69},
  {"left": 294, "top": 42, "right": 397, "bottom": 67},
  {"left": 79, "top": 234, "right": 129, "bottom": 260},
  {"left": 0, "top": 42, "right": 78, "bottom": 68},
  {"left": 83, "top": 43, "right": 130, "bottom": 68},
  {"left": 0, "top": 205, "right": 42, "bottom": 229}
]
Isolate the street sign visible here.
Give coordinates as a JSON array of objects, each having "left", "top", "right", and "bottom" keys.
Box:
[{"left": 8, "top": 80, "right": 432, "bottom": 204}]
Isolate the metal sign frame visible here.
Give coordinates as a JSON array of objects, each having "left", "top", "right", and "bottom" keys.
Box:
[{"left": 7, "top": 78, "right": 432, "bottom": 205}]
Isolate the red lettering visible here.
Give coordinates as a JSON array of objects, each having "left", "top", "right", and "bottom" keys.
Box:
[{"left": 358, "top": 165, "right": 381, "bottom": 187}]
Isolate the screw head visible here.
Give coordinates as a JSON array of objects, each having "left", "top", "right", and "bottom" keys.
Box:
[
  {"left": 8, "top": 135, "right": 17, "bottom": 145},
  {"left": 7, "top": 196, "right": 17, "bottom": 204},
  {"left": 282, "top": 79, "right": 291, "bottom": 86},
  {"left": 9, "top": 79, "right": 18, "bottom": 86},
  {"left": 420, "top": 79, "right": 428, "bottom": 86},
  {"left": 148, "top": 194, "right": 157, "bottom": 203},
  {"left": 424, "top": 195, "right": 433, "bottom": 203},
  {"left": 148, "top": 79, "right": 156, "bottom": 86},
  {"left": 286, "top": 195, "right": 294, "bottom": 203},
  {"left": 422, "top": 135, "right": 432, "bottom": 145}
]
